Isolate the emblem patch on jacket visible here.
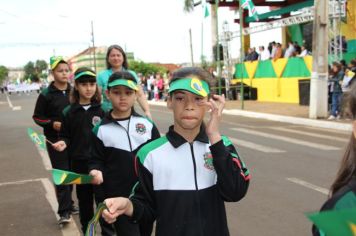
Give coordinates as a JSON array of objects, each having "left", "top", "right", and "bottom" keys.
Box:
[
  {"left": 204, "top": 152, "right": 214, "bottom": 170},
  {"left": 92, "top": 116, "right": 101, "bottom": 126},
  {"left": 135, "top": 123, "right": 146, "bottom": 134}
]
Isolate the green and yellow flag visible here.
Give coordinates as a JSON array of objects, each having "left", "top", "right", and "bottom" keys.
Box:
[
  {"left": 52, "top": 169, "right": 93, "bottom": 185},
  {"left": 27, "top": 128, "right": 47, "bottom": 151},
  {"left": 85, "top": 203, "right": 107, "bottom": 236},
  {"left": 307, "top": 208, "right": 356, "bottom": 236}
]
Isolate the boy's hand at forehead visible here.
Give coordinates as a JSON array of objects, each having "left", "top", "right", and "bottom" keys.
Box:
[{"left": 199, "top": 94, "right": 225, "bottom": 145}]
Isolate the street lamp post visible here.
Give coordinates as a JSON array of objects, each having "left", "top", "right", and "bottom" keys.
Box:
[{"left": 239, "top": 0, "right": 245, "bottom": 109}]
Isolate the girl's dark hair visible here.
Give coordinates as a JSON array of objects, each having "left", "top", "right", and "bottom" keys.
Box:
[
  {"left": 107, "top": 71, "right": 137, "bottom": 90},
  {"left": 330, "top": 84, "right": 356, "bottom": 195},
  {"left": 169, "top": 67, "right": 213, "bottom": 94},
  {"left": 106, "top": 45, "right": 128, "bottom": 70},
  {"left": 70, "top": 67, "right": 101, "bottom": 104}
]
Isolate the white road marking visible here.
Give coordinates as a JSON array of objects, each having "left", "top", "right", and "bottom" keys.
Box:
[
  {"left": 269, "top": 126, "right": 348, "bottom": 143},
  {"left": 228, "top": 137, "right": 285, "bottom": 153},
  {"left": 0, "top": 178, "right": 44, "bottom": 186},
  {"left": 40, "top": 178, "right": 81, "bottom": 236},
  {"left": 0, "top": 177, "right": 81, "bottom": 235},
  {"left": 287, "top": 177, "right": 329, "bottom": 195},
  {"left": 232, "top": 128, "right": 340, "bottom": 151},
  {"left": 303, "top": 125, "right": 350, "bottom": 135},
  {"left": 12, "top": 106, "right": 22, "bottom": 111},
  {"left": 5, "top": 93, "right": 13, "bottom": 108}
]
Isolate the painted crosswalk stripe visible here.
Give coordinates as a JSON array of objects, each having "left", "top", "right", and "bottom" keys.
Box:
[
  {"left": 287, "top": 177, "right": 328, "bottom": 195},
  {"left": 231, "top": 128, "right": 340, "bottom": 151},
  {"left": 269, "top": 127, "right": 348, "bottom": 143},
  {"left": 228, "top": 137, "right": 285, "bottom": 153}
]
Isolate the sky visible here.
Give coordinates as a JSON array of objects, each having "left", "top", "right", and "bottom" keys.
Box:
[{"left": 0, "top": 0, "right": 281, "bottom": 68}]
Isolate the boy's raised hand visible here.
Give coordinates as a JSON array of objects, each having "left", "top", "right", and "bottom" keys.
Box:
[
  {"left": 52, "top": 140, "right": 67, "bottom": 152},
  {"left": 102, "top": 197, "right": 134, "bottom": 224},
  {"left": 201, "top": 94, "right": 225, "bottom": 145},
  {"left": 89, "top": 170, "right": 103, "bottom": 185}
]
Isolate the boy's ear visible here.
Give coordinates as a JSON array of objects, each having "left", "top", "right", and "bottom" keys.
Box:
[{"left": 167, "top": 95, "right": 172, "bottom": 110}]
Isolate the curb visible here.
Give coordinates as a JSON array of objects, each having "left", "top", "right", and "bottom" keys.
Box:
[{"left": 148, "top": 101, "right": 352, "bottom": 132}]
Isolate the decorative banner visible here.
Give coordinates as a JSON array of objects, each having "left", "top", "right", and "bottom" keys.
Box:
[
  {"left": 271, "top": 58, "right": 288, "bottom": 78},
  {"left": 254, "top": 60, "right": 277, "bottom": 78},
  {"left": 282, "top": 57, "right": 311, "bottom": 78},
  {"left": 27, "top": 128, "right": 47, "bottom": 151},
  {"left": 85, "top": 203, "right": 107, "bottom": 236},
  {"left": 303, "top": 55, "right": 313, "bottom": 73},
  {"left": 244, "top": 60, "right": 259, "bottom": 79},
  {"left": 234, "top": 63, "right": 249, "bottom": 79},
  {"left": 52, "top": 169, "right": 93, "bottom": 185},
  {"left": 307, "top": 208, "right": 356, "bottom": 236}
]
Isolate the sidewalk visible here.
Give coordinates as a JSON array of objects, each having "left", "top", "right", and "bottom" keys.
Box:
[{"left": 148, "top": 99, "right": 352, "bottom": 132}]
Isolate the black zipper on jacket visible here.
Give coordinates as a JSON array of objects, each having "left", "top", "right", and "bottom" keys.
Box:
[
  {"left": 116, "top": 117, "right": 133, "bottom": 151},
  {"left": 189, "top": 142, "right": 204, "bottom": 236}
]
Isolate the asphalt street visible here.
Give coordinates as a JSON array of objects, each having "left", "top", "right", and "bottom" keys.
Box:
[{"left": 0, "top": 92, "right": 350, "bottom": 236}]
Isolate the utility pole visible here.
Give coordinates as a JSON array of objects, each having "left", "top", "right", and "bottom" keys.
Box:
[
  {"left": 239, "top": 0, "right": 245, "bottom": 109},
  {"left": 189, "top": 28, "right": 194, "bottom": 66},
  {"left": 91, "top": 20, "right": 97, "bottom": 72},
  {"left": 309, "top": 0, "right": 328, "bottom": 119}
]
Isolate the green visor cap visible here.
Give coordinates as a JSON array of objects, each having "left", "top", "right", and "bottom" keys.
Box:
[
  {"left": 50, "top": 56, "right": 67, "bottom": 70},
  {"left": 107, "top": 79, "right": 138, "bottom": 91},
  {"left": 74, "top": 71, "right": 96, "bottom": 80},
  {"left": 168, "top": 77, "right": 210, "bottom": 97}
]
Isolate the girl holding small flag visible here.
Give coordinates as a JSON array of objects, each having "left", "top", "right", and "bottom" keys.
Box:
[
  {"left": 52, "top": 67, "right": 115, "bottom": 235},
  {"left": 32, "top": 56, "right": 77, "bottom": 225}
]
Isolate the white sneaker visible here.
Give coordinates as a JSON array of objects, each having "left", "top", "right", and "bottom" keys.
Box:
[
  {"left": 336, "top": 115, "right": 341, "bottom": 120},
  {"left": 328, "top": 115, "right": 336, "bottom": 120}
]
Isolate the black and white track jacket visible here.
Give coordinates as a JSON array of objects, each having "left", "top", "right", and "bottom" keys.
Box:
[
  {"left": 130, "top": 125, "right": 250, "bottom": 236},
  {"left": 88, "top": 110, "right": 160, "bottom": 198}
]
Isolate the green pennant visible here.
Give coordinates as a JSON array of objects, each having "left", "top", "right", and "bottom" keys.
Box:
[
  {"left": 27, "top": 128, "right": 47, "bottom": 151},
  {"left": 52, "top": 169, "right": 93, "bottom": 185},
  {"left": 85, "top": 202, "right": 108, "bottom": 236},
  {"left": 306, "top": 208, "right": 356, "bottom": 236}
]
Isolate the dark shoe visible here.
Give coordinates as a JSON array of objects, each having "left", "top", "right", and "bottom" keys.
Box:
[
  {"left": 58, "top": 213, "right": 71, "bottom": 225},
  {"left": 70, "top": 205, "right": 79, "bottom": 215}
]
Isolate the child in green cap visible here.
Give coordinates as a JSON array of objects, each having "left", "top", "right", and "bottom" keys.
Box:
[
  {"left": 88, "top": 71, "right": 160, "bottom": 236},
  {"left": 32, "top": 56, "right": 78, "bottom": 226},
  {"left": 101, "top": 67, "right": 250, "bottom": 236}
]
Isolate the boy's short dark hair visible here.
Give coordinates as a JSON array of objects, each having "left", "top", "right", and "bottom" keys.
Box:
[{"left": 107, "top": 71, "right": 137, "bottom": 90}]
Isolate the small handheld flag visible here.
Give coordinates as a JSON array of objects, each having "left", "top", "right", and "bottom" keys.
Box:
[
  {"left": 85, "top": 203, "right": 107, "bottom": 236},
  {"left": 27, "top": 128, "right": 47, "bottom": 150},
  {"left": 52, "top": 169, "right": 93, "bottom": 185},
  {"left": 307, "top": 208, "right": 356, "bottom": 236}
]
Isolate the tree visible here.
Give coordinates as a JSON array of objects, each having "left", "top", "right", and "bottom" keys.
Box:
[
  {"left": 129, "top": 60, "right": 166, "bottom": 76},
  {"left": 0, "top": 65, "right": 9, "bottom": 85},
  {"left": 23, "top": 60, "right": 48, "bottom": 82}
]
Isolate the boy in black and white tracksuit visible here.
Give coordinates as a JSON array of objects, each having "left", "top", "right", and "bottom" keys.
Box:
[
  {"left": 102, "top": 67, "right": 250, "bottom": 236},
  {"left": 88, "top": 71, "right": 160, "bottom": 236}
]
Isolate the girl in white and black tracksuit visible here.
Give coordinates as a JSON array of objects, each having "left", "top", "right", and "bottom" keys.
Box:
[
  {"left": 52, "top": 67, "right": 115, "bottom": 235},
  {"left": 88, "top": 71, "right": 160, "bottom": 236},
  {"left": 32, "top": 57, "right": 75, "bottom": 222}
]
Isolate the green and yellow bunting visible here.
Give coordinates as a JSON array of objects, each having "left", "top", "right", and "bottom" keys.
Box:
[
  {"left": 85, "top": 203, "right": 107, "bottom": 236},
  {"left": 27, "top": 128, "right": 47, "bottom": 151},
  {"left": 307, "top": 208, "right": 356, "bottom": 236},
  {"left": 52, "top": 169, "right": 93, "bottom": 185}
]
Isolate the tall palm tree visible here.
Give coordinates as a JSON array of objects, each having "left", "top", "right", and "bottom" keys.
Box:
[{"left": 183, "top": 0, "right": 218, "bottom": 63}]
